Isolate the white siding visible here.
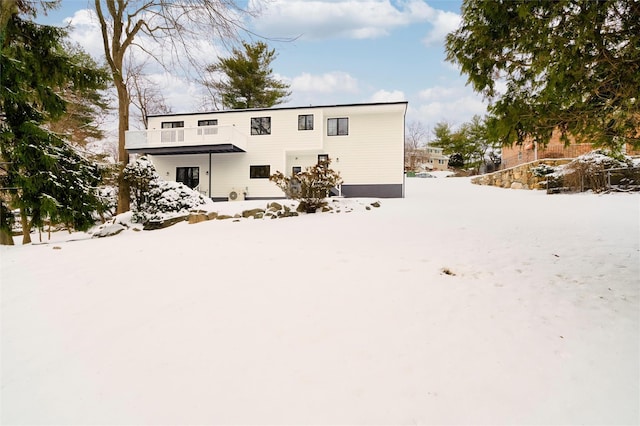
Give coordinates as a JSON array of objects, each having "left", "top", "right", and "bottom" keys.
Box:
[
  {"left": 143, "top": 102, "right": 406, "bottom": 198},
  {"left": 150, "top": 155, "right": 210, "bottom": 194}
]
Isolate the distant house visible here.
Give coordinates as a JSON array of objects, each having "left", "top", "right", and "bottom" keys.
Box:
[
  {"left": 423, "top": 146, "right": 449, "bottom": 171},
  {"left": 405, "top": 145, "right": 449, "bottom": 172},
  {"left": 125, "top": 101, "right": 407, "bottom": 200}
]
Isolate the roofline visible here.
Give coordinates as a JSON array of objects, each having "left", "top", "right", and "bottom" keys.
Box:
[{"left": 147, "top": 101, "right": 409, "bottom": 119}]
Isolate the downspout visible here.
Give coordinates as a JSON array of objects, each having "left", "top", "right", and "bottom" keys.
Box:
[{"left": 208, "top": 152, "right": 212, "bottom": 198}]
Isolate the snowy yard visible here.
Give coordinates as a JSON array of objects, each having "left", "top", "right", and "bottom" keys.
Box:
[{"left": 1, "top": 176, "right": 638, "bottom": 425}]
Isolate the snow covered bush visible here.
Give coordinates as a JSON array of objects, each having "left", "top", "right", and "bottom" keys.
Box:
[
  {"left": 123, "top": 156, "right": 159, "bottom": 211},
  {"left": 270, "top": 160, "right": 343, "bottom": 212},
  {"left": 123, "top": 157, "right": 210, "bottom": 223},
  {"left": 551, "top": 150, "right": 635, "bottom": 193},
  {"left": 531, "top": 163, "right": 556, "bottom": 178},
  {"left": 136, "top": 180, "right": 210, "bottom": 223}
]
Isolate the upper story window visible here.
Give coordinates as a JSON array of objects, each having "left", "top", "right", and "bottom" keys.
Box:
[
  {"left": 161, "top": 121, "right": 184, "bottom": 128},
  {"left": 298, "top": 114, "right": 314, "bottom": 130},
  {"left": 161, "top": 121, "right": 184, "bottom": 142},
  {"left": 251, "top": 117, "right": 271, "bottom": 135},
  {"left": 197, "top": 119, "right": 218, "bottom": 135},
  {"left": 327, "top": 117, "right": 348, "bottom": 136}
]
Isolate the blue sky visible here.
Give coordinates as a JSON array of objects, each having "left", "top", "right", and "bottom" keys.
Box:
[{"left": 38, "top": 0, "right": 487, "bottom": 136}]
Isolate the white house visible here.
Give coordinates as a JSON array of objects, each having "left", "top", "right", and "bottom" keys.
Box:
[{"left": 125, "top": 101, "right": 407, "bottom": 201}]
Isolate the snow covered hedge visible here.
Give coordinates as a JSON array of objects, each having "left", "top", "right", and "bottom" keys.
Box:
[
  {"left": 123, "top": 157, "right": 211, "bottom": 223},
  {"left": 548, "top": 150, "right": 638, "bottom": 193}
]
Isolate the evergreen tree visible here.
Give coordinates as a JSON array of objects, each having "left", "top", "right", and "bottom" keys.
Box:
[
  {"left": 432, "top": 117, "right": 505, "bottom": 173},
  {"left": 206, "top": 41, "right": 291, "bottom": 109},
  {"left": 446, "top": 0, "right": 640, "bottom": 150},
  {"left": 48, "top": 43, "right": 111, "bottom": 147},
  {"left": 0, "top": 1, "right": 109, "bottom": 244}
]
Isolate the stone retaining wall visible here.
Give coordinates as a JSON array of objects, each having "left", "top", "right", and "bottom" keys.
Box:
[{"left": 471, "top": 159, "right": 572, "bottom": 190}]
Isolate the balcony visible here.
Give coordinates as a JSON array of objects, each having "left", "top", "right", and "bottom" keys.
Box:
[{"left": 125, "top": 125, "right": 247, "bottom": 155}]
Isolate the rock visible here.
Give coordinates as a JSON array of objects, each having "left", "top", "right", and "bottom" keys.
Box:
[
  {"left": 510, "top": 182, "right": 524, "bottom": 189},
  {"left": 267, "top": 202, "right": 283, "bottom": 211},
  {"left": 188, "top": 213, "right": 209, "bottom": 224},
  {"left": 93, "top": 223, "right": 126, "bottom": 237},
  {"left": 279, "top": 211, "right": 298, "bottom": 218},
  {"left": 370, "top": 201, "right": 381, "bottom": 208},
  {"left": 216, "top": 214, "right": 233, "bottom": 220},
  {"left": 143, "top": 215, "right": 188, "bottom": 230},
  {"left": 206, "top": 212, "right": 218, "bottom": 220},
  {"left": 242, "top": 208, "right": 265, "bottom": 218}
]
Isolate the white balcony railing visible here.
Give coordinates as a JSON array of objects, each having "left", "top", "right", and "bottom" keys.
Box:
[{"left": 125, "top": 125, "right": 248, "bottom": 152}]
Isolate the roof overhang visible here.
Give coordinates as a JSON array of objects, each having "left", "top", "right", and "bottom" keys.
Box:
[{"left": 127, "top": 143, "right": 245, "bottom": 156}]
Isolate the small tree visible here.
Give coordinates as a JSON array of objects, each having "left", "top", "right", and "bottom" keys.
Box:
[
  {"left": 405, "top": 120, "right": 427, "bottom": 171},
  {"left": 270, "top": 160, "right": 342, "bottom": 213}
]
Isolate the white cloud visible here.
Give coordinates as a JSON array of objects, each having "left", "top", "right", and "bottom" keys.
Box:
[
  {"left": 421, "top": 9, "right": 461, "bottom": 46},
  {"left": 408, "top": 84, "right": 488, "bottom": 132},
  {"left": 249, "top": 0, "right": 456, "bottom": 41},
  {"left": 290, "top": 71, "right": 359, "bottom": 94},
  {"left": 369, "top": 89, "right": 406, "bottom": 103},
  {"left": 64, "top": 9, "right": 105, "bottom": 60}
]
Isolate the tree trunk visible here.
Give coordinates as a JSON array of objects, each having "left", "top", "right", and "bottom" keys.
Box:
[
  {"left": 20, "top": 208, "right": 31, "bottom": 244},
  {"left": 115, "top": 80, "right": 131, "bottom": 215},
  {"left": 0, "top": 229, "right": 14, "bottom": 245}
]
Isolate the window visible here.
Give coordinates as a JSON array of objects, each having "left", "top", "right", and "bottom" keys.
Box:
[
  {"left": 161, "top": 121, "right": 184, "bottom": 142},
  {"left": 250, "top": 165, "right": 270, "bottom": 179},
  {"left": 292, "top": 166, "right": 302, "bottom": 175},
  {"left": 298, "top": 114, "right": 314, "bottom": 130},
  {"left": 176, "top": 167, "right": 199, "bottom": 189},
  {"left": 197, "top": 119, "right": 218, "bottom": 135},
  {"left": 327, "top": 118, "right": 348, "bottom": 136},
  {"left": 162, "top": 121, "right": 184, "bottom": 128},
  {"left": 251, "top": 117, "right": 271, "bottom": 135},
  {"left": 318, "top": 154, "right": 329, "bottom": 165}
]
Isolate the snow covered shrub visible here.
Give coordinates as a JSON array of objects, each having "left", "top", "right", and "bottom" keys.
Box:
[
  {"left": 555, "top": 150, "right": 634, "bottom": 193},
  {"left": 96, "top": 185, "right": 117, "bottom": 223},
  {"left": 531, "top": 163, "right": 556, "bottom": 178},
  {"left": 270, "top": 160, "right": 343, "bottom": 212},
  {"left": 136, "top": 180, "right": 209, "bottom": 223},
  {"left": 123, "top": 157, "right": 209, "bottom": 223},
  {"left": 123, "top": 156, "right": 159, "bottom": 211}
]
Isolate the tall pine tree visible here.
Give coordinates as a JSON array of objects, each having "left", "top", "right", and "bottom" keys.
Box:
[
  {"left": 0, "top": 0, "right": 109, "bottom": 244},
  {"left": 205, "top": 41, "right": 291, "bottom": 109}
]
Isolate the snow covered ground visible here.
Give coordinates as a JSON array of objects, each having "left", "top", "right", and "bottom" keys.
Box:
[{"left": 1, "top": 176, "right": 638, "bottom": 425}]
